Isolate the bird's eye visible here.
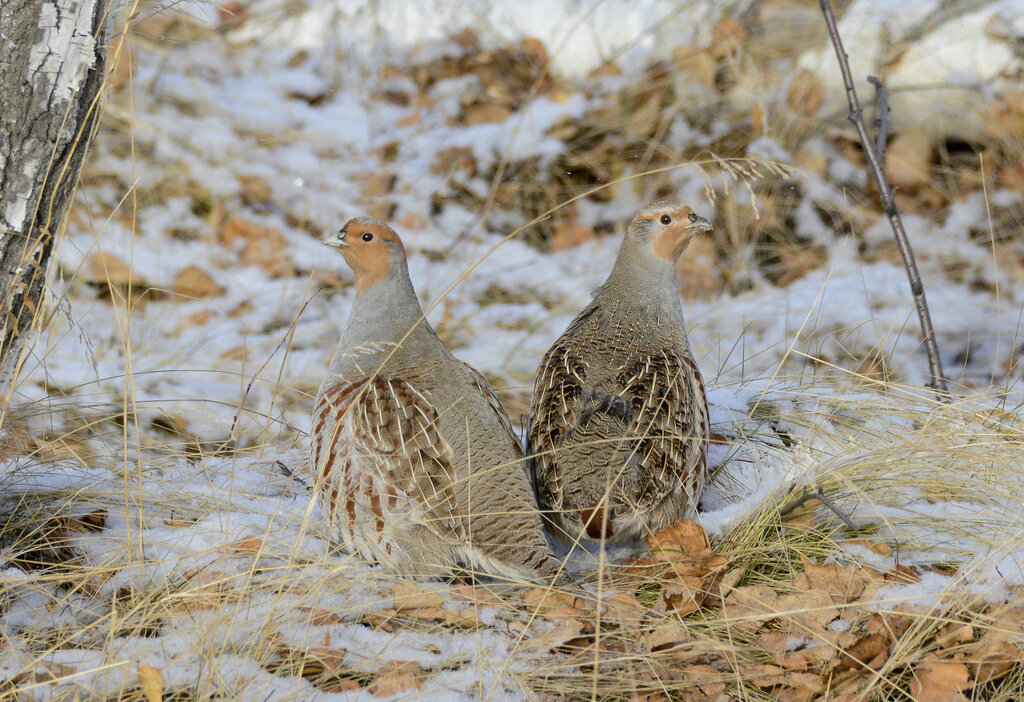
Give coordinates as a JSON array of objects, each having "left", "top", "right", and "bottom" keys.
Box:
[
  {"left": 660, "top": 214, "right": 672, "bottom": 225},
  {"left": 361, "top": 232, "right": 374, "bottom": 242}
]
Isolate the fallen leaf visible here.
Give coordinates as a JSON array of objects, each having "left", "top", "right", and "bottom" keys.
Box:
[
  {"left": 646, "top": 519, "right": 728, "bottom": 577},
  {"left": 449, "top": 584, "right": 508, "bottom": 609},
  {"left": 220, "top": 218, "right": 291, "bottom": 277},
  {"left": 936, "top": 622, "right": 974, "bottom": 649},
  {"left": 676, "top": 236, "right": 722, "bottom": 299},
  {"left": 677, "top": 664, "right": 726, "bottom": 697},
  {"left": 551, "top": 223, "right": 593, "bottom": 251},
  {"left": 397, "top": 213, "right": 427, "bottom": 230},
  {"left": 739, "top": 662, "right": 787, "bottom": 687},
  {"left": 775, "top": 590, "right": 840, "bottom": 637},
  {"left": 794, "top": 560, "right": 869, "bottom": 604},
  {"left": 711, "top": 17, "right": 747, "bottom": 58},
  {"left": 662, "top": 577, "right": 706, "bottom": 617},
  {"left": 885, "top": 564, "right": 922, "bottom": 584},
  {"left": 87, "top": 252, "right": 137, "bottom": 285},
  {"left": 137, "top": 662, "right": 163, "bottom": 702},
  {"left": 367, "top": 662, "right": 426, "bottom": 696},
  {"left": 173, "top": 265, "right": 223, "bottom": 299},
  {"left": 774, "top": 645, "right": 835, "bottom": 673},
  {"left": 362, "top": 609, "right": 397, "bottom": 632},
  {"left": 525, "top": 620, "right": 584, "bottom": 652},
  {"left": 360, "top": 171, "right": 396, "bottom": 197},
  {"left": 522, "top": 587, "right": 579, "bottom": 614},
  {"left": 443, "top": 607, "right": 485, "bottom": 629},
  {"left": 647, "top": 620, "right": 692, "bottom": 652},
  {"left": 431, "top": 146, "right": 477, "bottom": 177},
  {"left": 987, "top": 94, "right": 1024, "bottom": 139},
  {"left": 299, "top": 607, "right": 345, "bottom": 626},
  {"left": 844, "top": 538, "right": 892, "bottom": 557},
  {"left": 394, "top": 605, "right": 485, "bottom": 629},
  {"left": 787, "top": 69, "right": 824, "bottom": 117},
  {"left": 239, "top": 174, "right": 271, "bottom": 203},
  {"left": 794, "top": 144, "right": 828, "bottom": 178},
  {"left": 721, "top": 585, "right": 780, "bottom": 638},
  {"left": 672, "top": 47, "right": 716, "bottom": 89},
  {"left": 599, "top": 591, "right": 647, "bottom": 630},
  {"left": 778, "top": 672, "right": 825, "bottom": 701},
  {"left": 966, "top": 630, "right": 1023, "bottom": 684},
  {"left": 311, "top": 267, "right": 347, "bottom": 289},
  {"left": 69, "top": 510, "right": 107, "bottom": 533},
  {"left": 520, "top": 37, "right": 548, "bottom": 67},
  {"left": 543, "top": 605, "right": 590, "bottom": 621},
  {"left": 462, "top": 102, "right": 512, "bottom": 125},
  {"left": 624, "top": 92, "right": 663, "bottom": 139},
  {"left": 705, "top": 566, "right": 745, "bottom": 606},
  {"left": 399, "top": 606, "right": 447, "bottom": 622},
  {"left": 866, "top": 610, "right": 914, "bottom": 639},
  {"left": 391, "top": 582, "right": 444, "bottom": 611},
  {"left": 229, "top": 536, "right": 263, "bottom": 554},
  {"left": 832, "top": 632, "right": 889, "bottom": 674},
  {"left": 886, "top": 128, "right": 932, "bottom": 189},
  {"left": 777, "top": 243, "right": 828, "bottom": 286},
  {"left": 647, "top": 519, "right": 710, "bottom": 556},
  {"left": 909, "top": 659, "right": 970, "bottom": 702},
  {"left": 366, "top": 200, "right": 396, "bottom": 222}
]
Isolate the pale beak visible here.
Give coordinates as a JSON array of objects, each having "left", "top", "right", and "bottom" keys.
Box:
[
  {"left": 686, "top": 213, "right": 713, "bottom": 233},
  {"left": 323, "top": 229, "right": 349, "bottom": 247}
]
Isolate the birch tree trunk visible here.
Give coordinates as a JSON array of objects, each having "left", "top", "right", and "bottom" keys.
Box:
[{"left": 0, "top": 0, "right": 113, "bottom": 426}]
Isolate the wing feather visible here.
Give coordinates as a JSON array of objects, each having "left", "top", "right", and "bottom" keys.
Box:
[{"left": 311, "top": 373, "right": 463, "bottom": 541}]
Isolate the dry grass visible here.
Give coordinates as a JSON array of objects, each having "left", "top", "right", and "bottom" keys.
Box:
[
  {"left": 3, "top": 384, "right": 1024, "bottom": 700},
  {"left": 4, "top": 0, "right": 1024, "bottom": 699}
]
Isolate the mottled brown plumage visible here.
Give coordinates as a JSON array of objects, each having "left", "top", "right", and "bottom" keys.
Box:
[
  {"left": 310, "top": 218, "right": 563, "bottom": 582},
  {"left": 528, "top": 201, "right": 712, "bottom": 548}
]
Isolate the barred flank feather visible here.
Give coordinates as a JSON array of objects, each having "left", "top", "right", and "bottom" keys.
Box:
[
  {"left": 310, "top": 217, "right": 564, "bottom": 582},
  {"left": 528, "top": 202, "right": 711, "bottom": 548}
]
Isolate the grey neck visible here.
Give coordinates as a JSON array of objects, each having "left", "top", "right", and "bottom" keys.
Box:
[
  {"left": 328, "top": 268, "right": 444, "bottom": 378},
  {"left": 596, "top": 236, "right": 685, "bottom": 323}
]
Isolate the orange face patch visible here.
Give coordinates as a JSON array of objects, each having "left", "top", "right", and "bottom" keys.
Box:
[
  {"left": 647, "top": 207, "right": 696, "bottom": 262},
  {"left": 338, "top": 221, "right": 404, "bottom": 293}
]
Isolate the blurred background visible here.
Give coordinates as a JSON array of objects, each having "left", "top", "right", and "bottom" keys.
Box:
[{"left": 12, "top": 0, "right": 1020, "bottom": 464}]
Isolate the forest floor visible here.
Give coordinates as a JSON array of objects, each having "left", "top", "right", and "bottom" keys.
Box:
[{"left": 2, "top": 0, "right": 1024, "bottom": 699}]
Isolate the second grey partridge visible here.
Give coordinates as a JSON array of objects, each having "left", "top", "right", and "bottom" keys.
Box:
[
  {"left": 528, "top": 201, "right": 712, "bottom": 548},
  {"left": 310, "top": 217, "right": 564, "bottom": 582}
]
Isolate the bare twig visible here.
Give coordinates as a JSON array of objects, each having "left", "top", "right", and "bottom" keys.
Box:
[
  {"left": 866, "top": 76, "right": 888, "bottom": 164},
  {"left": 817, "top": 0, "right": 949, "bottom": 401},
  {"left": 780, "top": 485, "right": 819, "bottom": 516},
  {"left": 813, "top": 488, "right": 857, "bottom": 530},
  {"left": 781, "top": 485, "right": 857, "bottom": 530}
]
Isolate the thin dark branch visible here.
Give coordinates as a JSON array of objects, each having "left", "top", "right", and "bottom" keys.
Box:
[
  {"left": 866, "top": 76, "right": 889, "bottom": 165},
  {"left": 780, "top": 485, "right": 819, "bottom": 516},
  {"left": 813, "top": 488, "right": 857, "bottom": 530},
  {"left": 817, "top": 0, "right": 949, "bottom": 401},
  {"left": 781, "top": 485, "right": 857, "bottom": 530}
]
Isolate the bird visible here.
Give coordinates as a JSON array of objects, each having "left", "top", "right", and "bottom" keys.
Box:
[
  {"left": 527, "top": 200, "right": 712, "bottom": 549},
  {"left": 309, "top": 216, "right": 564, "bottom": 583}
]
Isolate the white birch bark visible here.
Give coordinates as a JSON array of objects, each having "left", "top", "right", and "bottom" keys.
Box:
[{"left": 0, "top": 0, "right": 113, "bottom": 424}]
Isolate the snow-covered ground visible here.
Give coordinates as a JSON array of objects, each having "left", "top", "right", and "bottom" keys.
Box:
[{"left": 2, "top": 0, "right": 1024, "bottom": 698}]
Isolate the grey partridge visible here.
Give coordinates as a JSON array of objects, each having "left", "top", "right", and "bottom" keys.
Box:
[
  {"left": 528, "top": 201, "right": 712, "bottom": 548},
  {"left": 310, "top": 217, "right": 563, "bottom": 582}
]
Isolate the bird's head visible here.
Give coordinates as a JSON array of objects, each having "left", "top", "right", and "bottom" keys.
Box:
[
  {"left": 324, "top": 217, "right": 406, "bottom": 293},
  {"left": 628, "top": 201, "right": 713, "bottom": 263}
]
